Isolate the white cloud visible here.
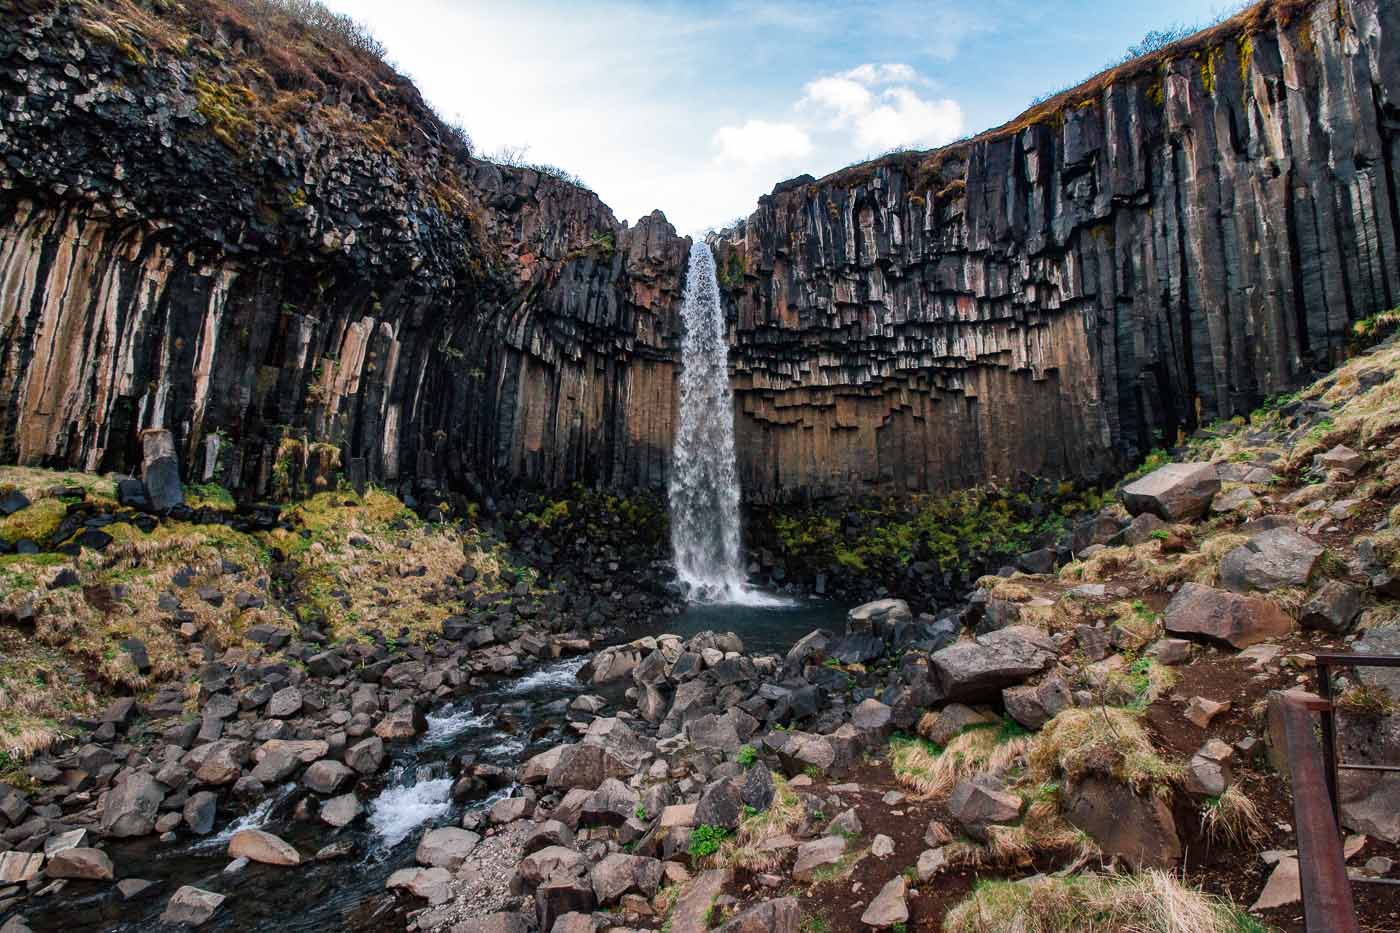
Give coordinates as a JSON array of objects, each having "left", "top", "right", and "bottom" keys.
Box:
[
  {"left": 801, "top": 63, "right": 963, "bottom": 150},
  {"left": 712, "top": 120, "right": 813, "bottom": 165},
  {"left": 853, "top": 88, "right": 963, "bottom": 148}
]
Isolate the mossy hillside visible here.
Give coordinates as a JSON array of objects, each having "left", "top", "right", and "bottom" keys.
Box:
[
  {"left": 760, "top": 483, "right": 1106, "bottom": 586},
  {"left": 0, "top": 517, "right": 290, "bottom": 765},
  {"left": 264, "top": 487, "right": 474, "bottom": 642}
]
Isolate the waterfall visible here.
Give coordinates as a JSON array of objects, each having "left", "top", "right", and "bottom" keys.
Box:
[{"left": 669, "top": 241, "right": 781, "bottom": 606}]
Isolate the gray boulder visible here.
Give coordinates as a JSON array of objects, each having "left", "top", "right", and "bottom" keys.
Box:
[
  {"left": 160, "top": 887, "right": 226, "bottom": 927},
  {"left": 1299, "top": 580, "right": 1364, "bottom": 633},
  {"left": 930, "top": 625, "right": 1057, "bottom": 700},
  {"left": 1219, "top": 528, "right": 1324, "bottom": 593},
  {"left": 1120, "top": 462, "right": 1219, "bottom": 521},
  {"left": 1163, "top": 583, "right": 1292, "bottom": 649},
  {"left": 101, "top": 772, "right": 165, "bottom": 837}
]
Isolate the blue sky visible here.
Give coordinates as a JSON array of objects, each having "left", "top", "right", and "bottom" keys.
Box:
[{"left": 323, "top": 0, "right": 1238, "bottom": 234}]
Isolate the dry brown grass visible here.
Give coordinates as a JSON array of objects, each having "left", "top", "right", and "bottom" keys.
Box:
[
  {"left": 891, "top": 728, "right": 1031, "bottom": 800},
  {"left": 714, "top": 775, "right": 806, "bottom": 871},
  {"left": 1200, "top": 784, "right": 1268, "bottom": 846},
  {"left": 1028, "top": 707, "right": 1182, "bottom": 797},
  {"left": 943, "top": 869, "right": 1261, "bottom": 933}
]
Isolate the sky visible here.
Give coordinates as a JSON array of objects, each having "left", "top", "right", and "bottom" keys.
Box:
[{"left": 322, "top": 0, "right": 1239, "bottom": 235}]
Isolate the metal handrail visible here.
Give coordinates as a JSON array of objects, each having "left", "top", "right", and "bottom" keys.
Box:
[{"left": 1277, "top": 689, "right": 1359, "bottom": 931}]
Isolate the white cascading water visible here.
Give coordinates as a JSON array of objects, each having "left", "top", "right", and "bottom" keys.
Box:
[{"left": 669, "top": 241, "right": 783, "bottom": 606}]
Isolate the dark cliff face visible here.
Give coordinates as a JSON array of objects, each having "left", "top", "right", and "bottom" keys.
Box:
[
  {"left": 717, "top": 0, "right": 1400, "bottom": 501},
  {"left": 1, "top": 0, "right": 1398, "bottom": 506},
  {"left": 0, "top": 0, "right": 688, "bottom": 501}
]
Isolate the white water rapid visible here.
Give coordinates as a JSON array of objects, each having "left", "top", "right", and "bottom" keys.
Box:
[{"left": 668, "top": 241, "right": 784, "bottom": 606}]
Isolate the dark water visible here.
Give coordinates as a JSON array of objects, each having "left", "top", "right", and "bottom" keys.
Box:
[
  {"left": 639, "top": 596, "right": 851, "bottom": 656},
  {"left": 21, "top": 596, "right": 848, "bottom": 932}
]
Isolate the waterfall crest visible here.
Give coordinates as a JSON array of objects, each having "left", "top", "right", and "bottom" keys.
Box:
[{"left": 668, "top": 242, "right": 781, "bottom": 605}]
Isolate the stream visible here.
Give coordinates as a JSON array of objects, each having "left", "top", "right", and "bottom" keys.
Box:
[{"left": 24, "top": 598, "right": 849, "bottom": 932}]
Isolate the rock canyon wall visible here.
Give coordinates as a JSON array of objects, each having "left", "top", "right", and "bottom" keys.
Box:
[{"left": 1, "top": 0, "right": 1398, "bottom": 504}]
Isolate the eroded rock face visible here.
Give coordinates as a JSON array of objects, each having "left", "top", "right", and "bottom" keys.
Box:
[
  {"left": 1062, "top": 775, "right": 1181, "bottom": 869},
  {"left": 1, "top": 0, "right": 1396, "bottom": 502}
]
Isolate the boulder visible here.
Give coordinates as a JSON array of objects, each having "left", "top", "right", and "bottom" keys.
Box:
[
  {"left": 416, "top": 827, "right": 481, "bottom": 870},
  {"left": 715, "top": 896, "right": 803, "bottom": 933},
  {"left": 1002, "top": 675, "right": 1072, "bottom": 729},
  {"left": 1163, "top": 583, "right": 1292, "bottom": 649},
  {"left": 792, "top": 835, "right": 847, "bottom": 880},
  {"left": 320, "top": 793, "right": 363, "bottom": 828},
  {"left": 1063, "top": 775, "right": 1181, "bottom": 869},
  {"left": 451, "top": 915, "right": 529, "bottom": 933},
  {"left": 523, "top": 820, "right": 575, "bottom": 855},
  {"left": 517, "top": 845, "right": 586, "bottom": 887},
  {"left": 667, "top": 869, "right": 732, "bottom": 933},
  {"left": 374, "top": 705, "right": 427, "bottom": 741},
  {"left": 695, "top": 778, "right": 744, "bottom": 831},
  {"left": 548, "top": 739, "right": 638, "bottom": 784},
  {"left": 1185, "top": 739, "right": 1234, "bottom": 797},
  {"left": 849, "top": 698, "right": 893, "bottom": 744},
  {"left": 929, "top": 625, "right": 1057, "bottom": 700},
  {"left": 46, "top": 846, "right": 115, "bottom": 880},
  {"left": 1219, "top": 529, "right": 1325, "bottom": 593},
  {"left": 141, "top": 428, "right": 184, "bottom": 511},
  {"left": 183, "top": 791, "right": 218, "bottom": 835},
  {"left": 1299, "top": 580, "right": 1364, "bottom": 634},
  {"left": 1317, "top": 445, "right": 1364, "bottom": 475},
  {"left": 161, "top": 886, "right": 226, "bottom": 926},
  {"left": 847, "top": 598, "right": 912, "bottom": 634},
  {"left": 101, "top": 772, "right": 165, "bottom": 837},
  {"left": 266, "top": 687, "right": 303, "bottom": 719},
  {"left": 860, "top": 875, "right": 909, "bottom": 928},
  {"left": 522, "top": 745, "right": 567, "bottom": 785},
  {"left": 345, "top": 736, "right": 385, "bottom": 775},
  {"left": 687, "top": 712, "right": 741, "bottom": 754},
  {"left": 947, "top": 780, "right": 1022, "bottom": 841},
  {"left": 581, "top": 778, "right": 639, "bottom": 827},
  {"left": 534, "top": 872, "right": 593, "bottom": 929},
  {"left": 489, "top": 796, "right": 534, "bottom": 825},
  {"left": 386, "top": 866, "right": 452, "bottom": 904},
  {"left": 589, "top": 852, "right": 663, "bottom": 904},
  {"left": 784, "top": 630, "right": 831, "bottom": 676},
  {"left": 303, "top": 760, "right": 356, "bottom": 795},
  {"left": 920, "top": 703, "right": 999, "bottom": 746},
  {"left": 1110, "top": 512, "right": 1169, "bottom": 547},
  {"left": 1120, "top": 462, "right": 1220, "bottom": 521},
  {"left": 773, "top": 731, "right": 837, "bottom": 778},
  {"left": 228, "top": 829, "right": 300, "bottom": 866},
  {"left": 916, "top": 846, "right": 947, "bottom": 881},
  {"left": 0, "top": 852, "right": 44, "bottom": 884}
]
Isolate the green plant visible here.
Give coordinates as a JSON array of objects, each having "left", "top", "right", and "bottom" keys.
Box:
[
  {"left": 803, "top": 764, "right": 822, "bottom": 780},
  {"left": 1150, "top": 529, "right": 1171, "bottom": 541},
  {"left": 688, "top": 824, "right": 730, "bottom": 859},
  {"left": 737, "top": 745, "right": 757, "bottom": 768},
  {"left": 634, "top": 804, "right": 648, "bottom": 821}
]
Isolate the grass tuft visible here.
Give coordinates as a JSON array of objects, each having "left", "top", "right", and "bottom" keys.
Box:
[{"left": 943, "top": 870, "right": 1263, "bottom": 932}]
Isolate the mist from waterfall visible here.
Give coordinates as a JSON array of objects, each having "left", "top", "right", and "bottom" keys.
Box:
[{"left": 668, "top": 241, "right": 783, "bottom": 606}]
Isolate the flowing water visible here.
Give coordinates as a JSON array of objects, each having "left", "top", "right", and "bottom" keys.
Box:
[
  {"left": 28, "top": 657, "right": 595, "bottom": 933},
  {"left": 668, "top": 242, "right": 782, "bottom": 606}
]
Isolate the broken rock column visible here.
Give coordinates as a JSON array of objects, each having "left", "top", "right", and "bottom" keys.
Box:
[{"left": 141, "top": 428, "right": 185, "bottom": 511}]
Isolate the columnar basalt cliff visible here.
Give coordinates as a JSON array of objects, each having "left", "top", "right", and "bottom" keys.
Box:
[
  {"left": 716, "top": 0, "right": 1400, "bottom": 500},
  {"left": 1, "top": 0, "right": 1398, "bottom": 505},
  {"left": 0, "top": 0, "right": 688, "bottom": 501}
]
